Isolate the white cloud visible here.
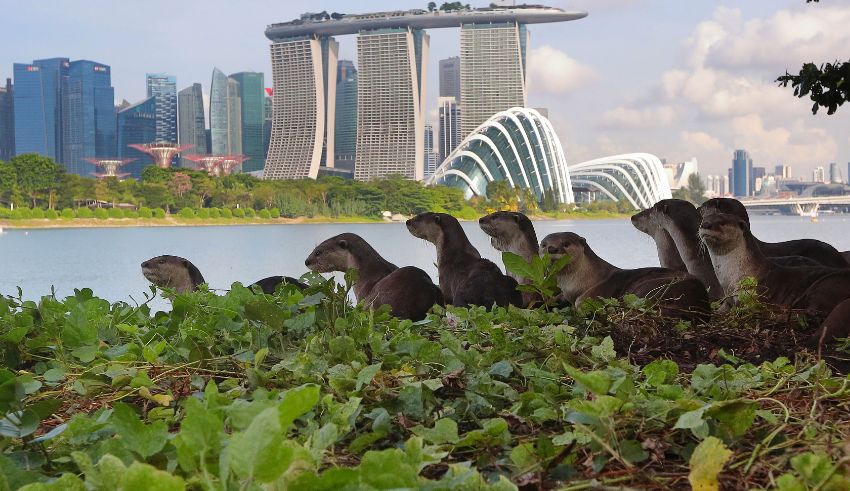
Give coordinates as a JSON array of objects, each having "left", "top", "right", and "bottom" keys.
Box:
[
  {"left": 600, "top": 106, "right": 678, "bottom": 128},
  {"left": 730, "top": 114, "right": 837, "bottom": 166},
  {"left": 527, "top": 45, "right": 598, "bottom": 95},
  {"left": 681, "top": 131, "right": 723, "bottom": 152}
]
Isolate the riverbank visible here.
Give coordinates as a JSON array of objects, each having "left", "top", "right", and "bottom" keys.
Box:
[{"left": 0, "top": 210, "right": 630, "bottom": 229}]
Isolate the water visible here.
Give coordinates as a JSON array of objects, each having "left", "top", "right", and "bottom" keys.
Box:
[{"left": 1, "top": 215, "right": 849, "bottom": 305}]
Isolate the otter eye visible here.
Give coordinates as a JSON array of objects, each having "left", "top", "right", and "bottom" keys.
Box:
[
  {"left": 548, "top": 246, "right": 558, "bottom": 254},
  {"left": 158, "top": 259, "right": 165, "bottom": 265}
]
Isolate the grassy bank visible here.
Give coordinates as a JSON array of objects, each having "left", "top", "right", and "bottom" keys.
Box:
[{"left": 0, "top": 278, "right": 848, "bottom": 490}]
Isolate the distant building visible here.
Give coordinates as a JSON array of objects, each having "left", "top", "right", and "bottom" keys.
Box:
[
  {"left": 460, "top": 23, "right": 528, "bottom": 137},
  {"left": 64, "top": 60, "right": 116, "bottom": 175},
  {"left": 813, "top": 166, "right": 826, "bottom": 183},
  {"left": 263, "top": 93, "right": 272, "bottom": 165},
  {"left": 13, "top": 58, "right": 69, "bottom": 162},
  {"left": 354, "top": 28, "right": 427, "bottom": 181},
  {"left": 229, "top": 72, "right": 264, "bottom": 172},
  {"left": 177, "top": 83, "right": 207, "bottom": 165},
  {"left": 0, "top": 78, "right": 14, "bottom": 161},
  {"left": 774, "top": 164, "right": 791, "bottom": 179},
  {"left": 334, "top": 60, "right": 357, "bottom": 171},
  {"left": 146, "top": 73, "right": 177, "bottom": 143},
  {"left": 226, "top": 78, "right": 243, "bottom": 158},
  {"left": 829, "top": 162, "right": 843, "bottom": 183},
  {"left": 751, "top": 166, "right": 766, "bottom": 193},
  {"left": 424, "top": 123, "right": 439, "bottom": 178},
  {"left": 209, "top": 68, "right": 229, "bottom": 155},
  {"left": 664, "top": 158, "right": 698, "bottom": 189},
  {"left": 439, "top": 56, "right": 461, "bottom": 100},
  {"left": 731, "top": 149, "right": 752, "bottom": 197},
  {"left": 117, "top": 97, "right": 157, "bottom": 178},
  {"left": 438, "top": 96, "right": 461, "bottom": 163},
  {"left": 721, "top": 175, "right": 729, "bottom": 196}
]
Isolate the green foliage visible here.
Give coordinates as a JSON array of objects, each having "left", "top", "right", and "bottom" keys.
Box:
[
  {"left": 60, "top": 208, "right": 75, "bottom": 219},
  {"left": 258, "top": 209, "right": 271, "bottom": 219},
  {"left": 107, "top": 208, "right": 124, "bottom": 219},
  {"left": 502, "top": 251, "right": 571, "bottom": 308},
  {"left": 778, "top": 60, "right": 850, "bottom": 115},
  {"left": 208, "top": 207, "right": 221, "bottom": 218},
  {"left": 196, "top": 208, "right": 210, "bottom": 219},
  {"left": 220, "top": 208, "right": 233, "bottom": 218},
  {"left": 93, "top": 208, "right": 108, "bottom": 220},
  {"left": 30, "top": 208, "right": 45, "bottom": 219},
  {"left": 137, "top": 206, "right": 152, "bottom": 218},
  {"left": 232, "top": 207, "right": 245, "bottom": 218},
  {"left": 44, "top": 209, "right": 58, "bottom": 219},
  {"left": 153, "top": 208, "right": 166, "bottom": 218},
  {"left": 76, "top": 208, "right": 93, "bottom": 218},
  {"left": 178, "top": 208, "right": 195, "bottom": 219}
]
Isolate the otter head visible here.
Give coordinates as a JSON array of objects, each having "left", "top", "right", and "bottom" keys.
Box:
[
  {"left": 304, "top": 233, "right": 359, "bottom": 273},
  {"left": 698, "top": 198, "right": 750, "bottom": 225},
  {"left": 406, "top": 212, "right": 453, "bottom": 244},
  {"left": 630, "top": 208, "right": 657, "bottom": 235},
  {"left": 479, "top": 211, "right": 535, "bottom": 253},
  {"left": 140, "top": 255, "right": 204, "bottom": 293},
  {"left": 698, "top": 213, "right": 749, "bottom": 255},
  {"left": 649, "top": 199, "right": 701, "bottom": 235},
  {"left": 539, "top": 232, "right": 587, "bottom": 271}
]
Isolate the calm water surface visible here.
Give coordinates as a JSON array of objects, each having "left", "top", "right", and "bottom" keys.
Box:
[{"left": 2, "top": 215, "right": 849, "bottom": 304}]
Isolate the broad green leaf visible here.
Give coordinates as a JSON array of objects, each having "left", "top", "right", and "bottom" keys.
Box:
[
  {"left": 643, "top": 359, "right": 679, "bottom": 387},
  {"left": 563, "top": 364, "right": 611, "bottom": 395},
  {"left": 688, "top": 437, "right": 732, "bottom": 491},
  {"left": 42, "top": 368, "right": 66, "bottom": 383},
  {"left": 228, "top": 406, "right": 294, "bottom": 482},
  {"left": 707, "top": 400, "right": 757, "bottom": 438},
  {"left": 18, "top": 474, "right": 85, "bottom": 491},
  {"left": 502, "top": 252, "right": 534, "bottom": 281},
  {"left": 122, "top": 461, "right": 186, "bottom": 491},
  {"left": 591, "top": 336, "right": 616, "bottom": 362},
  {"left": 355, "top": 363, "right": 382, "bottom": 391},
  {"left": 411, "top": 418, "right": 459, "bottom": 445},
  {"left": 308, "top": 423, "right": 339, "bottom": 461},
  {"left": 279, "top": 384, "right": 321, "bottom": 428},
  {"left": 174, "top": 397, "right": 223, "bottom": 472},
  {"left": 110, "top": 403, "right": 168, "bottom": 458}
]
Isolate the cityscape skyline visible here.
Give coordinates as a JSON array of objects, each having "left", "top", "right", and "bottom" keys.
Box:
[{"left": 0, "top": 0, "right": 848, "bottom": 179}]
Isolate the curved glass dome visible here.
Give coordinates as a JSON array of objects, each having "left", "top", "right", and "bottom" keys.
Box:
[
  {"left": 428, "top": 108, "right": 671, "bottom": 209},
  {"left": 428, "top": 108, "right": 574, "bottom": 204}
]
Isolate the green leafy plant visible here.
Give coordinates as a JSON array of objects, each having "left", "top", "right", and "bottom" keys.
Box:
[{"left": 501, "top": 251, "right": 570, "bottom": 307}]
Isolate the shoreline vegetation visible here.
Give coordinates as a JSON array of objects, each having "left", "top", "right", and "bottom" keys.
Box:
[
  {"left": 1, "top": 277, "right": 849, "bottom": 489},
  {"left": 0, "top": 209, "right": 630, "bottom": 229}
]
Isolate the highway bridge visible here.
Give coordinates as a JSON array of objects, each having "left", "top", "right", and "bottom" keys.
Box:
[{"left": 740, "top": 196, "right": 850, "bottom": 215}]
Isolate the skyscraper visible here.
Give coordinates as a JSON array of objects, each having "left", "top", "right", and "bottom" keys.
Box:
[
  {"left": 334, "top": 60, "right": 357, "bottom": 171},
  {"left": 828, "top": 162, "right": 842, "bottom": 183},
  {"left": 145, "top": 74, "right": 177, "bottom": 144},
  {"left": 226, "top": 77, "right": 243, "bottom": 157},
  {"left": 439, "top": 56, "right": 461, "bottom": 100},
  {"left": 264, "top": 37, "right": 338, "bottom": 179},
  {"left": 117, "top": 97, "right": 157, "bottom": 178},
  {"left": 731, "top": 149, "right": 750, "bottom": 197},
  {"left": 438, "top": 96, "right": 461, "bottom": 163},
  {"left": 64, "top": 60, "right": 116, "bottom": 175},
  {"left": 263, "top": 91, "right": 272, "bottom": 164},
  {"left": 460, "top": 23, "right": 527, "bottom": 137},
  {"left": 177, "top": 83, "right": 207, "bottom": 165},
  {"left": 424, "top": 123, "right": 439, "bottom": 178},
  {"left": 230, "top": 72, "right": 264, "bottom": 171},
  {"left": 210, "top": 68, "right": 228, "bottom": 156},
  {"left": 355, "top": 27, "right": 428, "bottom": 181},
  {"left": 13, "top": 58, "right": 69, "bottom": 161},
  {"left": 813, "top": 166, "right": 826, "bottom": 183},
  {"left": 0, "top": 78, "right": 14, "bottom": 161}
]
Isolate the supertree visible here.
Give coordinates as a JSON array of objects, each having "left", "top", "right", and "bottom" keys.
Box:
[
  {"left": 83, "top": 158, "right": 136, "bottom": 179},
  {"left": 127, "top": 142, "right": 192, "bottom": 169},
  {"left": 182, "top": 154, "right": 249, "bottom": 177}
]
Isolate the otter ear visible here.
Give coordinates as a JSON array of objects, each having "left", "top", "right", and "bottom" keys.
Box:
[
  {"left": 434, "top": 215, "right": 441, "bottom": 222},
  {"left": 181, "top": 259, "right": 189, "bottom": 267},
  {"left": 337, "top": 239, "right": 348, "bottom": 249},
  {"left": 513, "top": 214, "right": 520, "bottom": 222}
]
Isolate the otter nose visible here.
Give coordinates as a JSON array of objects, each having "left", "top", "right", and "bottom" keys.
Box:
[
  {"left": 304, "top": 258, "right": 312, "bottom": 267},
  {"left": 141, "top": 261, "right": 150, "bottom": 269}
]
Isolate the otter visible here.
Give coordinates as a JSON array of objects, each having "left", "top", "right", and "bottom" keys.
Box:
[
  {"left": 699, "top": 213, "right": 850, "bottom": 347},
  {"left": 698, "top": 198, "right": 849, "bottom": 268},
  {"left": 478, "top": 211, "right": 543, "bottom": 307},
  {"left": 539, "top": 232, "right": 710, "bottom": 323},
  {"left": 304, "top": 233, "right": 442, "bottom": 321},
  {"left": 141, "top": 255, "right": 305, "bottom": 294},
  {"left": 643, "top": 199, "right": 724, "bottom": 300},
  {"left": 630, "top": 208, "right": 687, "bottom": 272},
  {"left": 407, "top": 212, "right": 523, "bottom": 309}
]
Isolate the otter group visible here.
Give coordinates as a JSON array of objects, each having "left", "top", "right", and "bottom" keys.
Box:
[{"left": 141, "top": 199, "right": 849, "bottom": 348}]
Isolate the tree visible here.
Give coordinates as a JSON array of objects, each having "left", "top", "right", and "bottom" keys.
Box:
[
  {"left": 427, "top": 2, "right": 437, "bottom": 11},
  {"left": 9, "top": 154, "right": 63, "bottom": 208},
  {"left": 776, "top": 1, "right": 849, "bottom": 114},
  {"left": 672, "top": 173, "right": 707, "bottom": 205},
  {"left": 169, "top": 173, "right": 193, "bottom": 199}
]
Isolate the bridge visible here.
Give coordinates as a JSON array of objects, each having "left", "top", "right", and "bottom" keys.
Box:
[{"left": 740, "top": 196, "right": 850, "bottom": 215}]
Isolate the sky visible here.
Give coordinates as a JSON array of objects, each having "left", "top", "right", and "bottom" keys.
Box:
[{"left": 2, "top": 0, "right": 849, "bottom": 179}]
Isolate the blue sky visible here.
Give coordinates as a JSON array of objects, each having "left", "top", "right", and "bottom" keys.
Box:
[{"left": 2, "top": 0, "right": 848, "bottom": 178}]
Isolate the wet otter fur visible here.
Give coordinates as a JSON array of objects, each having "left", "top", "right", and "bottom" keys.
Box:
[
  {"left": 630, "top": 208, "right": 687, "bottom": 272},
  {"left": 407, "top": 212, "right": 522, "bottom": 309},
  {"left": 141, "top": 255, "right": 305, "bottom": 294},
  {"left": 540, "top": 232, "right": 710, "bottom": 323},
  {"left": 699, "top": 213, "right": 850, "bottom": 347},
  {"left": 478, "top": 211, "right": 543, "bottom": 307},
  {"left": 304, "top": 233, "right": 443, "bottom": 320},
  {"left": 699, "top": 198, "right": 848, "bottom": 268}
]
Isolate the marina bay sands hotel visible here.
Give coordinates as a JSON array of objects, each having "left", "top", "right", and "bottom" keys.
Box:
[{"left": 263, "top": 6, "right": 586, "bottom": 181}]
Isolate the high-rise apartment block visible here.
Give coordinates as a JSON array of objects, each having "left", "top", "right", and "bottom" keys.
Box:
[
  {"left": 0, "top": 78, "right": 14, "bottom": 161},
  {"left": 334, "top": 60, "right": 357, "bottom": 171},
  {"left": 230, "top": 72, "right": 265, "bottom": 172},
  {"left": 438, "top": 96, "right": 461, "bottom": 164},
  {"left": 459, "top": 23, "right": 528, "bottom": 137},
  {"left": 828, "top": 162, "right": 843, "bottom": 184},
  {"left": 177, "top": 83, "right": 207, "bottom": 165},
  {"left": 355, "top": 27, "right": 428, "bottom": 181},
  {"left": 146, "top": 73, "right": 177, "bottom": 144},
  {"left": 424, "top": 123, "right": 440, "bottom": 178},
  {"left": 439, "top": 56, "right": 461, "bottom": 100}
]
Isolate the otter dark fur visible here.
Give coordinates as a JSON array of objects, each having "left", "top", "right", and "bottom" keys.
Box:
[
  {"left": 540, "top": 232, "right": 710, "bottom": 323},
  {"left": 304, "top": 233, "right": 442, "bottom": 320},
  {"left": 407, "top": 212, "right": 522, "bottom": 309},
  {"left": 478, "top": 211, "right": 543, "bottom": 307},
  {"left": 141, "top": 255, "right": 305, "bottom": 294},
  {"left": 630, "top": 208, "right": 687, "bottom": 271},
  {"left": 699, "top": 213, "right": 850, "bottom": 347},
  {"left": 699, "top": 198, "right": 849, "bottom": 268}
]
